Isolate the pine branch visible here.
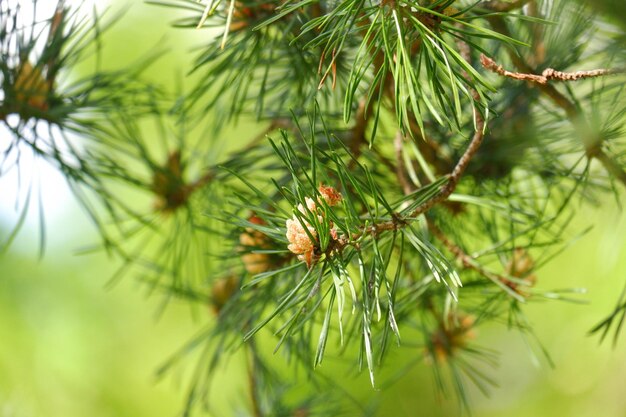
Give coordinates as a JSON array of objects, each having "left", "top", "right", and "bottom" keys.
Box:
[
  {"left": 336, "top": 107, "right": 486, "bottom": 248},
  {"left": 480, "top": 54, "right": 621, "bottom": 85},
  {"left": 394, "top": 131, "right": 415, "bottom": 196},
  {"left": 348, "top": 98, "right": 374, "bottom": 166},
  {"left": 5, "top": 1, "right": 626, "bottom": 414},
  {"left": 44, "top": 1, "right": 65, "bottom": 88},
  {"left": 247, "top": 345, "right": 264, "bottom": 417},
  {"left": 485, "top": 16, "right": 626, "bottom": 190},
  {"left": 479, "top": 0, "right": 532, "bottom": 12},
  {"left": 334, "top": 20, "right": 490, "bottom": 249},
  {"left": 593, "top": 151, "right": 626, "bottom": 188},
  {"left": 427, "top": 220, "right": 526, "bottom": 301}
]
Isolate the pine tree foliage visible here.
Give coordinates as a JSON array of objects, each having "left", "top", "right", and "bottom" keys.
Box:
[{"left": 1, "top": 0, "right": 625, "bottom": 415}]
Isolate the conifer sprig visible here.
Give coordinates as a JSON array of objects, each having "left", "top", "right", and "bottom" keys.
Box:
[
  {"left": 1, "top": 0, "right": 625, "bottom": 415},
  {"left": 143, "top": 0, "right": 624, "bottom": 410},
  {"left": 0, "top": 0, "right": 161, "bottom": 252}
]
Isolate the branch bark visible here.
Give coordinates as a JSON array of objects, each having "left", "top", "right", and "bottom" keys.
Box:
[
  {"left": 485, "top": 16, "right": 626, "bottom": 190},
  {"left": 427, "top": 220, "right": 526, "bottom": 301},
  {"left": 334, "top": 29, "right": 488, "bottom": 249},
  {"left": 394, "top": 131, "right": 416, "bottom": 196},
  {"left": 336, "top": 106, "right": 486, "bottom": 247},
  {"left": 480, "top": 54, "right": 620, "bottom": 85},
  {"left": 478, "top": 0, "right": 532, "bottom": 12}
]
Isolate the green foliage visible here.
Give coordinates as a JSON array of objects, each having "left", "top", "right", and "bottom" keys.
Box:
[
  {"left": 0, "top": 0, "right": 160, "bottom": 254},
  {"left": 1, "top": 0, "right": 626, "bottom": 416}
]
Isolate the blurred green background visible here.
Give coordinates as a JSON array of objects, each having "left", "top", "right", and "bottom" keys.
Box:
[{"left": 1, "top": 2, "right": 626, "bottom": 417}]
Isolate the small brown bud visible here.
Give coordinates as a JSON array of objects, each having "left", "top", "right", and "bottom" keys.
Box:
[
  {"left": 506, "top": 248, "right": 535, "bottom": 278},
  {"left": 285, "top": 185, "right": 342, "bottom": 267},
  {"left": 152, "top": 151, "right": 191, "bottom": 212},
  {"left": 241, "top": 252, "right": 272, "bottom": 275},
  {"left": 286, "top": 212, "right": 317, "bottom": 267},
  {"left": 428, "top": 313, "right": 475, "bottom": 363},
  {"left": 229, "top": 2, "right": 275, "bottom": 32},
  {"left": 239, "top": 214, "right": 272, "bottom": 274},
  {"left": 443, "top": 6, "right": 460, "bottom": 17},
  {"left": 503, "top": 248, "right": 536, "bottom": 295},
  {"left": 292, "top": 408, "right": 309, "bottom": 417},
  {"left": 211, "top": 275, "right": 239, "bottom": 314},
  {"left": 318, "top": 184, "right": 342, "bottom": 206},
  {"left": 15, "top": 61, "right": 50, "bottom": 111}
]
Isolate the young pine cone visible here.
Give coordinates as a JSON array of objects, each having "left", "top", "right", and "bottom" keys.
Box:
[
  {"left": 504, "top": 248, "right": 537, "bottom": 296},
  {"left": 285, "top": 185, "right": 342, "bottom": 267},
  {"left": 210, "top": 275, "right": 239, "bottom": 314},
  {"left": 151, "top": 151, "right": 192, "bottom": 212},
  {"left": 239, "top": 214, "right": 273, "bottom": 274},
  {"left": 428, "top": 314, "right": 476, "bottom": 363},
  {"left": 14, "top": 61, "right": 50, "bottom": 112},
  {"left": 229, "top": 2, "right": 275, "bottom": 32}
]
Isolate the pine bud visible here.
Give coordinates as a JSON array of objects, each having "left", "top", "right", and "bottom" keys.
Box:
[
  {"left": 292, "top": 408, "right": 309, "bottom": 417},
  {"left": 286, "top": 210, "right": 318, "bottom": 267},
  {"left": 443, "top": 6, "right": 460, "bottom": 17},
  {"left": 504, "top": 248, "right": 536, "bottom": 295},
  {"left": 14, "top": 61, "right": 50, "bottom": 111},
  {"left": 428, "top": 313, "right": 475, "bottom": 363},
  {"left": 211, "top": 275, "right": 239, "bottom": 314},
  {"left": 239, "top": 214, "right": 273, "bottom": 274},
  {"left": 229, "top": 2, "right": 275, "bottom": 32},
  {"left": 285, "top": 185, "right": 342, "bottom": 267},
  {"left": 318, "top": 184, "right": 342, "bottom": 206},
  {"left": 152, "top": 151, "right": 191, "bottom": 212}
]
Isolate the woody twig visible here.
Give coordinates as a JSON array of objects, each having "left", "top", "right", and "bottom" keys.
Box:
[
  {"left": 480, "top": 16, "right": 626, "bottom": 190},
  {"left": 480, "top": 54, "right": 620, "bottom": 85}
]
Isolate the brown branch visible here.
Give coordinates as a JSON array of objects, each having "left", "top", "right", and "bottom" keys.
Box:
[
  {"left": 336, "top": 108, "right": 486, "bottom": 248},
  {"left": 525, "top": 1, "right": 545, "bottom": 66},
  {"left": 422, "top": 111, "right": 485, "bottom": 210},
  {"left": 480, "top": 54, "right": 619, "bottom": 85},
  {"left": 45, "top": 1, "right": 66, "bottom": 88},
  {"left": 428, "top": 220, "right": 526, "bottom": 301},
  {"left": 394, "top": 131, "right": 416, "bottom": 195},
  {"left": 484, "top": 16, "right": 626, "bottom": 190},
  {"left": 332, "top": 28, "right": 489, "bottom": 250},
  {"left": 594, "top": 151, "right": 626, "bottom": 186},
  {"left": 478, "top": 0, "right": 532, "bottom": 12},
  {"left": 246, "top": 346, "right": 263, "bottom": 417},
  {"left": 428, "top": 221, "right": 479, "bottom": 270},
  {"left": 349, "top": 98, "right": 374, "bottom": 161}
]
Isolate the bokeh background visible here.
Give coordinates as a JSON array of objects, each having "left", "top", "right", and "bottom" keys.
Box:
[{"left": 1, "top": 2, "right": 626, "bottom": 416}]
